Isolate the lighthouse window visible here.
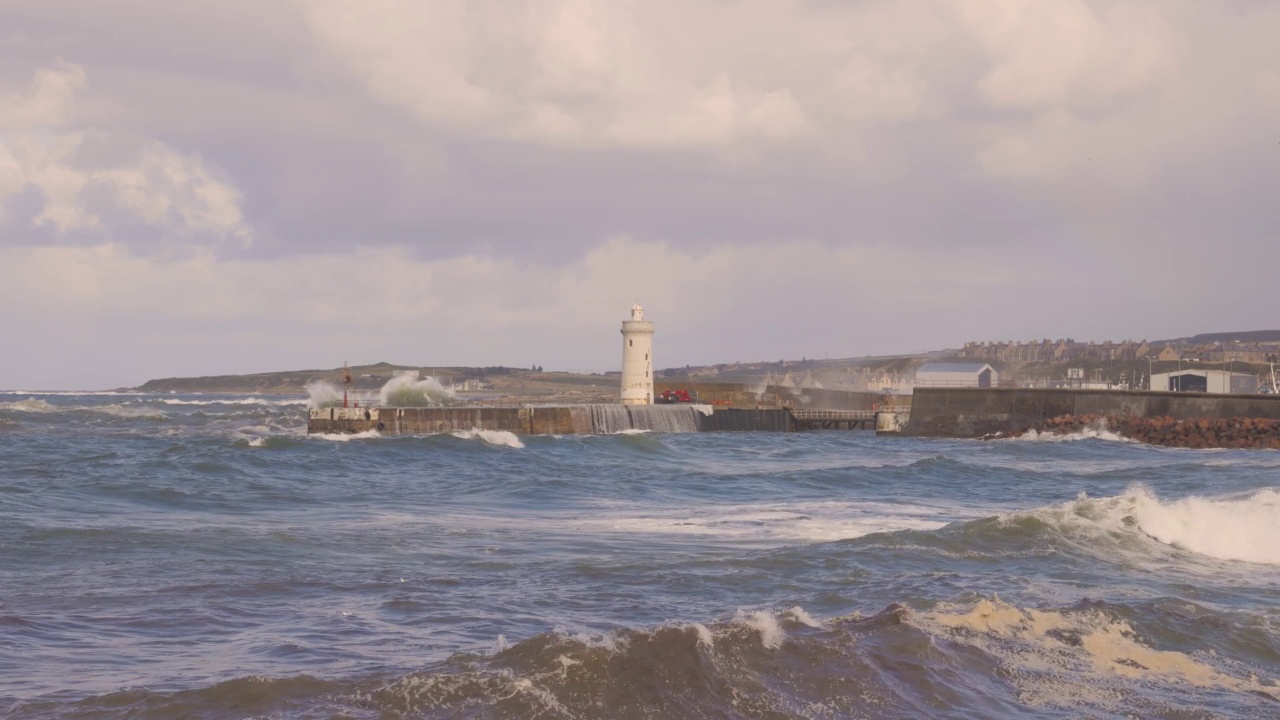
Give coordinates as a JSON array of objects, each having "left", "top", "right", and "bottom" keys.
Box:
[
  {"left": 629, "top": 340, "right": 633, "bottom": 347},
  {"left": 645, "top": 353, "right": 648, "bottom": 360}
]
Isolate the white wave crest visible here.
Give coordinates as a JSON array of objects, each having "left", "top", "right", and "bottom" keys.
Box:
[
  {"left": 451, "top": 429, "right": 525, "bottom": 449},
  {"left": 1006, "top": 486, "right": 1280, "bottom": 567},
  {"left": 736, "top": 609, "right": 785, "bottom": 649},
  {"left": 784, "top": 606, "right": 823, "bottom": 628},
  {"left": 0, "top": 399, "right": 168, "bottom": 418},
  {"left": 92, "top": 404, "right": 168, "bottom": 419},
  {"left": 1131, "top": 487, "right": 1280, "bottom": 565},
  {"left": 0, "top": 398, "right": 57, "bottom": 413},
  {"left": 158, "top": 397, "right": 307, "bottom": 407}
]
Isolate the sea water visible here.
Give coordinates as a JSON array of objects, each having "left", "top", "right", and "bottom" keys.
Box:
[{"left": 1, "top": 392, "right": 1278, "bottom": 718}]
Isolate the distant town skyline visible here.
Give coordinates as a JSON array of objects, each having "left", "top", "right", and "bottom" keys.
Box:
[{"left": 3, "top": 1, "right": 1279, "bottom": 389}]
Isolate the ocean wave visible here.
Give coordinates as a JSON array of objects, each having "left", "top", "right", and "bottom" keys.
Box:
[
  {"left": 156, "top": 397, "right": 307, "bottom": 407},
  {"left": 1009, "top": 426, "right": 1134, "bottom": 443},
  {"left": 451, "top": 429, "right": 525, "bottom": 448},
  {"left": 0, "top": 398, "right": 168, "bottom": 418},
  {"left": 989, "top": 485, "right": 1280, "bottom": 567},
  {"left": 569, "top": 499, "right": 961, "bottom": 545},
  {"left": 90, "top": 404, "right": 169, "bottom": 419},
  {"left": 1130, "top": 487, "right": 1280, "bottom": 565},
  {"left": 0, "top": 398, "right": 58, "bottom": 413},
  {"left": 14, "top": 598, "right": 1278, "bottom": 719}
]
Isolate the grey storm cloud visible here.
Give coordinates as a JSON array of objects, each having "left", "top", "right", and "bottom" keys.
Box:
[{"left": 1, "top": 0, "right": 1278, "bottom": 388}]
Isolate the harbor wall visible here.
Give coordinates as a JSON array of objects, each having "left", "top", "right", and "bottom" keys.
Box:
[
  {"left": 905, "top": 388, "right": 1280, "bottom": 438},
  {"left": 696, "top": 409, "right": 795, "bottom": 432},
  {"left": 654, "top": 380, "right": 906, "bottom": 411},
  {"left": 308, "top": 404, "right": 795, "bottom": 435}
]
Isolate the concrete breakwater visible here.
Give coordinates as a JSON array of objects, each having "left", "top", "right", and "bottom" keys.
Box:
[
  {"left": 905, "top": 387, "right": 1280, "bottom": 443},
  {"left": 308, "top": 404, "right": 797, "bottom": 435},
  {"left": 906, "top": 384, "right": 1280, "bottom": 445},
  {"left": 1013, "top": 414, "right": 1280, "bottom": 449}
]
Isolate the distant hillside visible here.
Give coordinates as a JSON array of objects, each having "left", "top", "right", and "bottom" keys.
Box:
[
  {"left": 133, "top": 363, "right": 516, "bottom": 394},
  {"left": 1177, "top": 330, "right": 1280, "bottom": 345},
  {"left": 131, "top": 363, "right": 618, "bottom": 400}
]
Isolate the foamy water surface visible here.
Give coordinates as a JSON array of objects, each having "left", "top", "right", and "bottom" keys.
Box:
[{"left": 1, "top": 392, "right": 1278, "bottom": 719}]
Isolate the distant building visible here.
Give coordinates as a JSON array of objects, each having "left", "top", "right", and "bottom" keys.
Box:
[
  {"left": 1156, "top": 347, "right": 1182, "bottom": 362},
  {"left": 915, "top": 362, "right": 998, "bottom": 388},
  {"left": 1149, "top": 369, "right": 1258, "bottom": 394},
  {"left": 1204, "top": 343, "right": 1278, "bottom": 364}
]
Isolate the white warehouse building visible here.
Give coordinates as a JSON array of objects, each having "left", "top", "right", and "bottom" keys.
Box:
[
  {"left": 914, "top": 362, "right": 998, "bottom": 388},
  {"left": 1149, "top": 369, "right": 1258, "bottom": 394}
]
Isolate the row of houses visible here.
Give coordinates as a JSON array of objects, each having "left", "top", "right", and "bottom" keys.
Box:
[
  {"left": 962, "top": 338, "right": 1280, "bottom": 365},
  {"left": 915, "top": 362, "right": 1275, "bottom": 394},
  {"left": 959, "top": 339, "right": 1151, "bottom": 363}
]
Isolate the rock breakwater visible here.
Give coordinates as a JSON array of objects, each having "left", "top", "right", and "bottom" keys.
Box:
[{"left": 1011, "top": 413, "right": 1280, "bottom": 449}]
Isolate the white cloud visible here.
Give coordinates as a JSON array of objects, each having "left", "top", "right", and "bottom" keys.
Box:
[
  {"left": 960, "top": 0, "right": 1178, "bottom": 111},
  {"left": 0, "top": 61, "right": 87, "bottom": 129},
  {"left": 303, "top": 0, "right": 942, "bottom": 149},
  {"left": 0, "top": 63, "right": 252, "bottom": 245}
]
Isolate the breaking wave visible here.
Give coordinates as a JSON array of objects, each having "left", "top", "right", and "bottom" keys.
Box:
[
  {"left": 158, "top": 397, "right": 306, "bottom": 407},
  {"left": 379, "top": 375, "right": 457, "bottom": 407},
  {"left": 992, "top": 485, "right": 1280, "bottom": 566},
  {"left": 451, "top": 429, "right": 524, "bottom": 448},
  {"left": 1130, "top": 487, "right": 1280, "bottom": 565},
  {"left": 0, "top": 399, "right": 166, "bottom": 418},
  {"left": 0, "top": 398, "right": 57, "bottom": 413},
  {"left": 309, "top": 429, "right": 382, "bottom": 442},
  {"left": 1011, "top": 425, "right": 1133, "bottom": 443},
  {"left": 35, "top": 600, "right": 1274, "bottom": 720},
  {"left": 305, "top": 380, "right": 343, "bottom": 409}
]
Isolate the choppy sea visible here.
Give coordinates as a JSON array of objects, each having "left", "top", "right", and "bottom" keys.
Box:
[{"left": 1, "top": 392, "right": 1278, "bottom": 719}]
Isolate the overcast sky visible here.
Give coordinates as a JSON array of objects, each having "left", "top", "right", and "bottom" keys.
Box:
[{"left": 3, "top": 0, "right": 1278, "bottom": 389}]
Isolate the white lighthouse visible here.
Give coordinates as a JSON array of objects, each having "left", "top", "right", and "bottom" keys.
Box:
[{"left": 620, "top": 304, "right": 654, "bottom": 405}]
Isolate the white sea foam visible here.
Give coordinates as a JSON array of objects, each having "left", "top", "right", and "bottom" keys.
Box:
[
  {"left": 311, "top": 430, "right": 382, "bottom": 442},
  {"left": 571, "top": 499, "right": 967, "bottom": 545},
  {"left": 921, "top": 596, "right": 1279, "bottom": 710},
  {"left": 451, "top": 429, "right": 525, "bottom": 449},
  {"left": 1013, "top": 425, "right": 1133, "bottom": 443}
]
